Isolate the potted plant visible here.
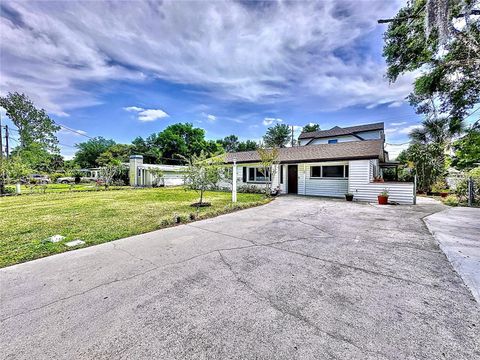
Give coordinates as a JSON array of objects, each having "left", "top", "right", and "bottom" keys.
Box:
[
  {"left": 373, "top": 176, "right": 384, "bottom": 183},
  {"left": 378, "top": 189, "right": 389, "bottom": 205},
  {"left": 345, "top": 193, "right": 354, "bottom": 201}
]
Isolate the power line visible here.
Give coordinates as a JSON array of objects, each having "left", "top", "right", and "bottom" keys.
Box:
[{"left": 57, "top": 123, "right": 94, "bottom": 139}]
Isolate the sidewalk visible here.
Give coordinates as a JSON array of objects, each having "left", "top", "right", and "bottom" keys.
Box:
[{"left": 425, "top": 207, "right": 480, "bottom": 302}]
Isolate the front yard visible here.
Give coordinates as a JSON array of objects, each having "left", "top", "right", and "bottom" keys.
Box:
[{"left": 0, "top": 187, "right": 268, "bottom": 268}]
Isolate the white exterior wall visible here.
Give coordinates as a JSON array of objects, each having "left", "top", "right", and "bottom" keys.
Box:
[
  {"left": 300, "top": 130, "right": 382, "bottom": 146},
  {"left": 129, "top": 156, "right": 186, "bottom": 187},
  {"left": 297, "top": 162, "right": 348, "bottom": 197},
  {"left": 307, "top": 135, "right": 358, "bottom": 145},
  {"left": 236, "top": 164, "right": 284, "bottom": 192},
  {"left": 348, "top": 159, "right": 415, "bottom": 204}
]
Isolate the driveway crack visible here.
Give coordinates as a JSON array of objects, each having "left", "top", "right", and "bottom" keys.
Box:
[
  {"left": 217, "top": 250, "right": 388, "bottom": 359},
  {"left": 0, "top": 243, "right": 256, "bottom": 323},
  {"left": 263, "top": 244, "right": 461, "bottom": 295}
]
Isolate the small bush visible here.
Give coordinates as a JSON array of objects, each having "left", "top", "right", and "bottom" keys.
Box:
[
  {"left": 49, "top": 172, "right": 65, "bottom": 183},
  {"left": 3, "top": 186, "right": 16, "bottom": 195},
  {"left": 237, "top": 184, "right": 264, "bottom": 194},
  {"left": 431, "top": 179, "right": 448, "bottom": 193},
  {"left": 442, "top": 195, "right": 459, "bottom": 207},
  {"left": 111, "top": 179, "right": 125, "bottom": 186}
]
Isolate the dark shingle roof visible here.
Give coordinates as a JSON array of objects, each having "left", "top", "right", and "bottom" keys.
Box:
[
  {"left": 298, "top": 122, "right": 384, "bottom": 140},
  {"left": 224, "top": 139, "right": 384, "bottom": 164}
]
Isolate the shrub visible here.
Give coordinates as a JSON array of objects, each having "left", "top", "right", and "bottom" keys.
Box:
[
  {"left": 111, "top": 179, "right": 125, "bottom": 186},
  {"left": 49, "top": 172, "right": 65, "bottom": 183},
  {"left": 3, "top": 186, "right": 16, "bottom": 195},
  {"left": 431, "top": 179, "right": 448, "bottom": 193},
  {"left": 442, "top": 195, "right": 459, "bottom": 206},
  {"left": 237, "top": 184, "right": 264, "bottom": 194}
]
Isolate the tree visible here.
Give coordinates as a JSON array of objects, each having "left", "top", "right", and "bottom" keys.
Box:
[
  {"left": 382, "top": 0, "right": 479, "bottom": 129},
  {"left": 1, "top": 156, "right": 32, "bottom": 185},
  {"left": 0, "top": 92, "right": 60, "bottom": 151},
  {"left": 302, "top": 123, "right": 320, "bottom": 133},
  {"left": 131, "top": 136, "right": 163, "bottom": 164},
  {"left": 148, "top": 168, "right": 165, "bottom": 187},
  {"left": 97, "top": 144, "right": 133, "bottom": 166},
  {"left": 405, "top": 114, "right": 466, "bottom": 190},
  {"left": 257, "top": 146, "right": 279, "bottom": 196},
  {"left": 98, "top": 160, "right": 122, "bottom": 190},
  {"left": 74, "top": 137, "right": 116, "bottom": 168},
  {"left": 452, "top": 125, "right": 480, "bottom": 170},
  {"left": 10, "top": 143, "right": 63, "bottom": 173},
  {"left": 182, "top": 151, "right": 224, "bottom": 206},
  {"left": 218, "top": 135, "right": 239, "bottom": 152},
  {"left": 157, "top": 123, "right": 206, "bottom": 163},
  {"left": 410, "top": 142, "right": 445, "bottom": 192},
  {"left": 263, "top": 124, "right": 290, "bottom": 148},
  {"left": 237, "top": 140, "right": 258, "bottom": 152}
]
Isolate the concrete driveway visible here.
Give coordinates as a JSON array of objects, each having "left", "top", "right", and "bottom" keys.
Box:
[{"left": 1, "top": 197, "right": 479, "bottom": 359}]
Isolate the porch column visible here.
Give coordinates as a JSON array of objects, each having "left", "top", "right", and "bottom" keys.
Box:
[{"left": 232, "top": 159, "right": 237, "bottom": 203}]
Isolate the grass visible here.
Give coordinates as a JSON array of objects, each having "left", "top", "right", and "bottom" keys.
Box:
[
  {"left": 0, "top": 187, "right": 269, "bottom": 268},
  {"left": 5, "top": 183, "right": 125, "bottom": 194}
]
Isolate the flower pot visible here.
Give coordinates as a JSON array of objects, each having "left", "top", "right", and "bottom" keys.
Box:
[
  {"left": 377, "top": 195, "right": 389, "bottom": 205},
  {"left": 345, "top": 194, "right": 354, "bottom": 201},
  {"left": 440, "top": 192, "right": 448, "bottom": 198}
]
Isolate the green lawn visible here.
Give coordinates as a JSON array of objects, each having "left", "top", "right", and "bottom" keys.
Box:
[
  {"left": 0, "top": 187, "right": 268, "bottom": 268},
  {"left": 6, "top": 183, "right": 125, "bottom": 194}
]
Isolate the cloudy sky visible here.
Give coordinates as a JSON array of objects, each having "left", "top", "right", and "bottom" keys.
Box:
[{"left": 1, "top": 0, "right": 431, "bottom": 158}]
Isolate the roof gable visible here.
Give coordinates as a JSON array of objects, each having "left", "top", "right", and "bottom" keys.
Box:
[
  {"left": 225, "top": 139, "right": 384, "bottom": 164},
  {"left": 299, "top": 122, "right": 384, "bottom": 140}
]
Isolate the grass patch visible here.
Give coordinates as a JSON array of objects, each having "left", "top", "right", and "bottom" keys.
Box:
[
  {"left": 4, "top": 183, "right": 125, "bottom": 194},
  {"left": 0, "top": 187, "right": 269, "bottom": 268}
]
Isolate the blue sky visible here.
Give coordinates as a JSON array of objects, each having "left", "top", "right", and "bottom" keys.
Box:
[{"left": 0, "top": 0, "right": 447, "bottom": 158}]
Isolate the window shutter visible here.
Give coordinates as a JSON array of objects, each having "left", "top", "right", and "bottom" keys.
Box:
[{"left": 242, "top": 167, "right": 247, "bottom": 182}]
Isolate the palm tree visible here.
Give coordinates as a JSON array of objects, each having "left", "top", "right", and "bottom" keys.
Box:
[{"left": 408, "top": 115, "right": 465, "bottom": 191}]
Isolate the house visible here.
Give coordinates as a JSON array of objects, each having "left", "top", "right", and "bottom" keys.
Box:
[
  {"left": 129, "top": 155, "right": 186, "bottom": 187},
  {"left": 225, "top": 122, "right": 416, "bottom": 204}
]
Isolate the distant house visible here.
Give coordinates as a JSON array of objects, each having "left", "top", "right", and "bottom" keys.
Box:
[
  {"left": 225, "top": 122, "right": 416, "bottom": 204},
  {"left": 129, "top": 155, "right": 186, "bottom": 187}
]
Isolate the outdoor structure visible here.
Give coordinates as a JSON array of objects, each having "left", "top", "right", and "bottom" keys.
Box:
[
  {"left": 129, "top": 155, "right": 186, "bottom": 187},
  {"left": 225, "top": 122, "right": 416, "bottom": 204}
]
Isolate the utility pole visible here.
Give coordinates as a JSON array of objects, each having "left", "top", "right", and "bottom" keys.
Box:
[
  {"left": 5, "top": 125, "right": 9, "bottom": 158},
  {"left": 0, "top": 114, "right": 4, "bottom": 195}
]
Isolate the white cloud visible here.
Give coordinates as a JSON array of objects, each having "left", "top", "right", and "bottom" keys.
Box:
[
  {"left": 388, "top": 101, "right": 404, "bottom": 108},
  {"left": 124, "top": 106, "right": 144, "bottom": 112},
  {"left": 398, "top": 124, "right": 422, "bottom": 134},
  {"left": 384, "top": 128, "right": 398, "bottom": 134},
  {"left": 202, "top": 113, "right": 217, "bottom": 122},
  {"left": 391, "top": 121, "right": 407, "bottom": 126},
  {"left": 0, "top": 1, "right": 409, "bottom": 115},
  {"left": 263, "top": 117, "right": 283, "bottom": 126},
  {"left": 123, "top": 106, "right": 169, "bottom": 122}
]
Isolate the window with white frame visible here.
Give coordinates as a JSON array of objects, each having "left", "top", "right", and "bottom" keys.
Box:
[
  {"left": 247, "top": 167, "right": 271, "bottom": 182},
  {"left": 310, "top": 165, "right": 349, "bottom": 178}
]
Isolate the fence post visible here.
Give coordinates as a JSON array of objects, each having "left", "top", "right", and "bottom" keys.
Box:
[
  {"left": 413, "top": 174, "right": 417, "bottom": 205},
  {"left": 468, "top": 177, "right": 473, "bottom": 207},
  {"left": 232, "top": 159, "right": 237, "bottom": 203}
]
